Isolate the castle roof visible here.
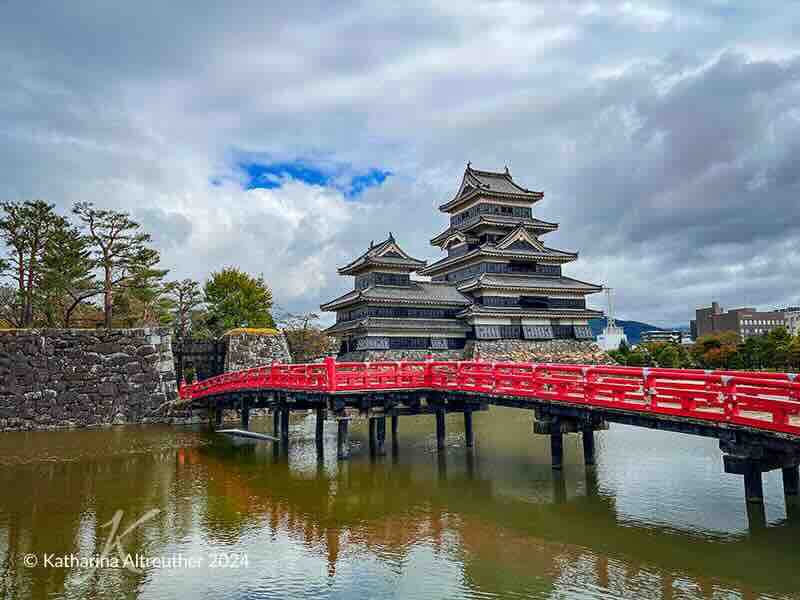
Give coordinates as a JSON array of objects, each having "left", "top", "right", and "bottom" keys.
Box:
[
  {"left": 439, "top": 164, "right": 544, "bottom": 212},
  {"left": 419, "top": 243, "right": 578, "bottom": 276},
  {"left": 457, "top": 274, "right": 603, "bottom": 295},
  {"left": 338, "top": 235, "right": 426, "bottom": 276},
  {"left": 430, "top": 215, "right": 558, "bottom": 246},
  {"left": 320, "top": 281, "right": 470, "bottom": 311},
  {"left": 325, "top": 316, "right": 470, "bottom": 336}
]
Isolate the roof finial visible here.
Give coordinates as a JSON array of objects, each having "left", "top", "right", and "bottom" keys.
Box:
[
  {"left": 467, "top": 161, "right": 471, "bottom": 170},
  {"left": 504, "top": 165, "right": 510, "bottom": 175},
  {"left": 370, "top": 240, "right": 374, "bottom": 248},
  {"left": 388, "top": 231, "right": 395, "bottom": 241}
]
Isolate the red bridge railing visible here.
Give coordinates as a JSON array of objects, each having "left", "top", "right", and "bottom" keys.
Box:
[{"left": 179, "top": 358, "right": 800, "bottom": 437}]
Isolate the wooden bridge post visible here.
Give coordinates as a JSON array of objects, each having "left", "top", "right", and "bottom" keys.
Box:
[
  {"left": 273, "top": 406, "right": 280, "bottom": 437},
  {"left": 436, "top": 409, "right": 446, "bottom": 450},
  {"left": 376, "top": 417, "right": 386, "bottom": 456},
  {"left": 337, "top": 418, "right": 350, "bottom": 460},
  {"left": 550, "top": 432, "right": 564, "bottom": 470},
  {"left": 214, "top": 405, "right": 223, "bottom": 429},
  {"left": 391, "top": 414, "right": 399, "bottom": 440},
  {"left": 280, "top": 401, "right": 290, "bottom": 444},
  {"left": 783, "top": 465, "right": 799, "bottom": 496},
  {"left": 743, "top": 463, "right": 764, "bottom": 504},
  {"left": 582, "top": 428, "right": 595, "bottom": 466},
  {"left": 464, "top": 409, "right": 474, "bottom": 448},
  {"left": 240, "top": 398, "right": 250, "bottom": 431},
  {"left": 368, "top": 417, "right": 377, "bottom": 455},
  {"left": 315, "top": 407, "right": 325, "bottom": 451}
]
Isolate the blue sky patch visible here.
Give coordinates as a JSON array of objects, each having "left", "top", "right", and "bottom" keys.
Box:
[{"left": 235, "top": 160, "right": 391, "bottom": 198}]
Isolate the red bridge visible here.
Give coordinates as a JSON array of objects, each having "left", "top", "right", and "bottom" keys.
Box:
[{"left": 180, "top": 358, "right": 800, "bottom": 505}]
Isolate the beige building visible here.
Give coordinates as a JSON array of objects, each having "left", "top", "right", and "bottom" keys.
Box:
[{"left": 691, "top": 302, "right": 786, "bottom": 340}]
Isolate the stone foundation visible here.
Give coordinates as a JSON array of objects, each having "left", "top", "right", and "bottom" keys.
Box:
[
  {"left": 337, "top": 340, "right": 615, "bottom": 364},
  {"left": 470, "top": 339, "right": 615, "bottom": 364},
  {"left": 223, "top": 329, "right": 292, "bottom": 371},
  {"left": 0, "top": 328, "right": 179, "bottom": 431},
  {"left": 338, "top": 349, "right": 466, "bottom": 362}
]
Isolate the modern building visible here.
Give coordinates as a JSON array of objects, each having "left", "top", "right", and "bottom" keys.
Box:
[
  {"left": 640, "top": 330, "right": 687, "bottom": 345},
  {"left": 321, "top": 164, "right": 605, "bottom": 357},
  {"left": 691, "top": 302, "right": 786, "bottom": 340}
]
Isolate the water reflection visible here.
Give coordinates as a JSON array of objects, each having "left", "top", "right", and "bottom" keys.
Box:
[{"left": 0, "top": 408, "right": 798, "bottom": 599}]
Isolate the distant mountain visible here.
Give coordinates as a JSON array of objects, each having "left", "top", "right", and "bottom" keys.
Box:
[{"left": 588, "top": 318, "right": 666, "bottom": 345}]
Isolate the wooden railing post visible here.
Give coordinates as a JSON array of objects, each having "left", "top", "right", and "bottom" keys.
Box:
[{"left": 324, "top": 356, "right": 337, "bottom": 393}]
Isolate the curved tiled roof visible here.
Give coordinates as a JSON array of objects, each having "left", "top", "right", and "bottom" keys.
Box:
[
  {"left": 439, "top": 165, "right": 544, "bottom": 212},
  {"left": 325, "top": 317, "right": 469, "bottom": 336},
  {"left": 338, "top": 235, "right": 426, "bottom": 275},
  {"left": 430, "top": 215, "right": 558, "bottom": 246},
  {"left": 457, "top": 274, "right": 603, "bottom": 294},
  {"left": 320, "top": 282, "right": 470, "bottom": 311},
  {"left": 419, "top": 244, "right": 578, "bottom": 276}
]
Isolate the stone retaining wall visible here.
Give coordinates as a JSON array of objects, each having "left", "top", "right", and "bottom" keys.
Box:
[
  {"left": 338, "top": 349, "right": 466, "bottom": 362},
  {"left": 470, "top": 339, "right": 615, "bottom": 364},
  {"left": 337, "top": 340, "right": 615, "bottom": 364},
  {"left": 0, "top": 328, "right": 178, "bottom": 431},
  {"left": 224, "top": 330, "right": 292, "bottom": 371}
]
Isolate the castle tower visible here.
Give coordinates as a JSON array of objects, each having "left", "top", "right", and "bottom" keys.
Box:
[
  {"left": 320, "top": 234, "right": 470, "bottom": 356},
  {"left": 420, "top": 164, "right": 603, "bottom": 342}
]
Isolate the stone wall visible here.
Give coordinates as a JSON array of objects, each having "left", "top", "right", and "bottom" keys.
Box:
[
  {"left": 223, "top": 329, "right": 292, "bottom": 371},
  {"left": 469, "top": 339, "right": 616, "bottom": 364},
  {"left": 338, "top": 348, "right": 466, "bottom": 362},
  {"left": 336, "top": 340, "right": 616, "bottom": 364},
  {"left": 0, "top": 328, "right": 178, "bottom": 431}
]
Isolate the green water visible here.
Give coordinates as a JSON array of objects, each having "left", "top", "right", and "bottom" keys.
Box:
[{"left": 0, "top": 406, "right": 798, "bottom": 599}]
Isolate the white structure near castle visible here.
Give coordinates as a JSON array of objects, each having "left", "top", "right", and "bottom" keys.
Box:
[{"left": 596, "top": 288, "right": 628, "bottom": 351}]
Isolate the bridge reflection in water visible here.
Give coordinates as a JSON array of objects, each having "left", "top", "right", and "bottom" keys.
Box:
[{"left": 1, "top": 410, "right": 799, "bottom": 599}]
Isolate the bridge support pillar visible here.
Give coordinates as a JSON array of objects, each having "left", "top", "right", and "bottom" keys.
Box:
[
  {"left": 376, "top": 417, "right": 386, "bottom": 456},
  {"left": 783, "top": 465, "right": 799, "bottom": 496},
  {"left": 214, "top": 406, "right": 223, "bottom": 429},
  {"left": 273, "top": 407, "right": 280, "bottom": 437},
  {"left": 240, "top": 399, "right": 250, "bottom": 431},
  {"left": 337, "top": 418, "right": 350, "bottom": 460},
  {"left": 582, "top": 428, "right": 595, "bottom": 466},
  {"left": 436, "top": 409, "right": 446, "bottom": 451},
  {"left": 391, "top": 414, "right": 399, "bottom": 441},
  {"left": 368, "top": 417, "right": 377, "bottom": 455},
  {"left": 280, "top": 406, "right": 289, "bottom": 443},
  {"left": 550, "top": 433, "right": 563, "bottom": 470},
  {"left": 464, "top": 410, "right": 474, "bottom": 449},
  {"left": 315, "top": 407, "right": 325, "bottom": 451},
  {"left": 743, "top": 465, "right": 764, "bottom": 504},
  {"left": 722, "top": 440, "right": 800, "bottom": 504}
]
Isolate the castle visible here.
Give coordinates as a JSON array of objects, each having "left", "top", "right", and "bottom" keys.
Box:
[{"left": 321, "top": 164, "right": 610, "bottom": 363}]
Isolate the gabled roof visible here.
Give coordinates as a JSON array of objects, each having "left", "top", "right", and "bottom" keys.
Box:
[
  {"left": 430, "top": 215, "right": 558, "bottom": 246},
  {"left": 439, "top": 164, "right": 544, "bottom": 212},
  {"left": 338, "top": 234, "right": 426, "bottom": 275},
  {"left": 457, "top": 274, "right": 603, "bottom": 294},
  {"left": 320, "top": 282, "right": 471, "bottom": 311},
  {"left": 418, "top": 244, "right": 579, "bottom": 276},
  {"left": 495, "top": 224, "right": 547, "bottom": 252},
  {"left": 324, "top": 317, "right": 470, "bottom": 336}
]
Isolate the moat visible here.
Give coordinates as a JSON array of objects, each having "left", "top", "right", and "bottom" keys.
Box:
[{"left": 1, "top": 407, "right": 798, "bottom": 600}]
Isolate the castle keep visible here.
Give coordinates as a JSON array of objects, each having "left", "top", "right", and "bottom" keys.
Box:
[{"left": 321, "top": 165, "right": 607, "bottom": 361}]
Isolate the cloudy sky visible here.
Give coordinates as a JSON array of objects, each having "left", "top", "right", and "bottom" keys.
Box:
[{"left": 1, "top": 1, "right": 798, "bottom": 327}]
